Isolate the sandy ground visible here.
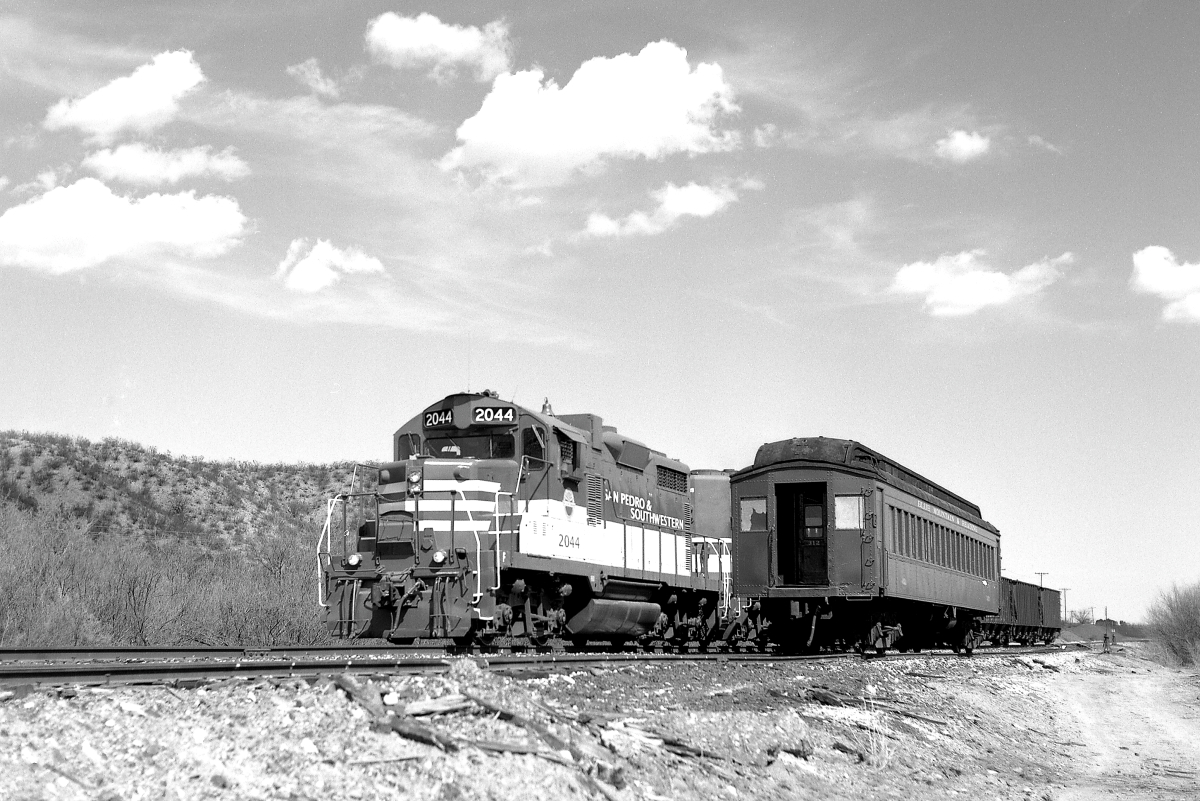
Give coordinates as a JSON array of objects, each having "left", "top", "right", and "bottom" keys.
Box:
[{"left": 0, "top": 643, "right": 1196, "bottom": 800}]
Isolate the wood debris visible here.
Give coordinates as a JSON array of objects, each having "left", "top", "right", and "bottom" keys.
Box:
[{"left": 402, "top": 694, "right": 474, "bottom": 717}]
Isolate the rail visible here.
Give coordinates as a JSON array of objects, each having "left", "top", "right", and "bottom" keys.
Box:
[{"left": 0, "top": 644, "right": 1069, "bottom": 689}]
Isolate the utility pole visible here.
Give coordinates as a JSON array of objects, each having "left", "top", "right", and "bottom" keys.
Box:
[
  {"left": 1035, "top": 572, "right": 1048, "bottom": 587},
  {"left": 1061, "top": 588, "right": 1070, "bottom": 622}
]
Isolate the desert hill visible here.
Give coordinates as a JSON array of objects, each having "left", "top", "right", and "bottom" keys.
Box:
[
  {"left": 0, "top": 430, "right": 371, "bottom": 547},
  {"left": 0, "top": 430, "right": 380, "bottom": 647}
]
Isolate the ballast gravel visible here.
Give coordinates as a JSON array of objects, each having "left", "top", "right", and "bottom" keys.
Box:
[{"left": 1, "top": 644, "right": 1197, "bottom": 801}]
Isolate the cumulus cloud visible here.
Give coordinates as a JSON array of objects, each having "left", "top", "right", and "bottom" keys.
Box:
[
  {"left": 441, "top": 41, "right": 739, "bottom": 186},
  {"left": 43, "top": 50, "right": 205, "bottom": 143},
  {"left": 0, "top": 177, "right": 245, "bottom": 274},
  {"left": 366, "top": 12, "right": 510, "bottom": 82},
  {"left": 82, "top": 144, "right": 249, "bottom": 185},
  {"left": 585, "top": 182, "right": 741, "bottom": 238},
  {"left": 286, "top": 58, "right": 340, "bottom": 98},
  {"left": 891, "top": 250, "right": 1072, "bottom": 316},
  {"left": 1131, "top": 246, "right": 1200, "bottom": 322},
  {"left": 0, "top": 176, "right": 9, "bottom": 192},
  {"left": 276, "top": 238, "right": 385, "bottom": 293},
  {"left": 934, "top": 130, "right": 990, "bottom": 163}
]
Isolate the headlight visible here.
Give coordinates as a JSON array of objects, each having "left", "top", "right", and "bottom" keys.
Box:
[
  {"left": 407, "top": 470, "right": 422, "bottom": 495},
  {"left": 432, "top": 550, "right": 447, "bottom": 565},
  {"left": 346, "top": 553, "right": 362, "bottom": 567}
]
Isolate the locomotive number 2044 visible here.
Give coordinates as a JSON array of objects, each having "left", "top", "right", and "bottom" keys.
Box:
[
  {"left": 473, "top": 406, "right": 515, "bottom": 424},
  {"left": 423, "top": 409, "right": 453, "bottom": 428}
]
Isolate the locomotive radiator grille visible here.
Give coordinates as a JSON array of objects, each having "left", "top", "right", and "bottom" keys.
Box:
[{"left": 586, "top": 473, "right": 603, "bottom": 526}]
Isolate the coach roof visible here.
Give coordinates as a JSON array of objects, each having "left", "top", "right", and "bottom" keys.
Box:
[{"left": 744, "top": 436, "right": 996, "bottom": 532}]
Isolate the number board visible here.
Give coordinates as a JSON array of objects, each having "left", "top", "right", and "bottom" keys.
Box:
[
  {"left": 423, "top": 409, "right": 454, "bottom": 428},
  {"left": 472, "top": 406, "right": 515, "bottom": 425}
]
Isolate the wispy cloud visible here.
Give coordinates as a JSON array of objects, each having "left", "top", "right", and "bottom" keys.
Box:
[
  {"left": 0, "top": 15, "right": 152, "bottom": 95},
  {"left": 1131, "top": 246, "right": 1200, "bottom": 323},
  {"left": 891, "top": 250, "right": 1072, "bottom": 316},
  {"left": 1027, "top": 134, "right": 1063, "bottom": 155},
  {"left": 82, "top": 144, "right": 249, "bottom": 185},
  {"left": 43, "top": 51, "right": 205, "bottom": 144},
  {"left": 366, "top": 12, "right": 511, "bottom": 83},
  {"left": 722, "top": 37, "right": 998, "bottom": 165},
  {"left": 286, "top": 58, "right": 340, "bottom": 98},
  {"left": 441, "top": 41, "right": 739, "bottom": 187}
]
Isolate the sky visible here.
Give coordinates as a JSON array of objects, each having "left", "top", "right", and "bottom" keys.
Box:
[{"left": 2, "top": 1, "right": 1198, "bottom": 622}]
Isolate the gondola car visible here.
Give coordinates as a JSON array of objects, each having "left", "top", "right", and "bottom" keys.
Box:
[
  {"left": 981, "top": 578, "right": 1062, "bottom": 645},
  {"left": 318, "top": 392, "right": 732, "bottom": 646},
  {"left": 729, "top": 437, "right": 1001, "bottom": 654}
]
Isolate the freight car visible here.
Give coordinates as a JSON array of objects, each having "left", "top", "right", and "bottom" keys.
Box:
[
  {"left": 728, "top": 437, "right": 1001, "bottom": 654},
  {"left": 980, "top": 578, "right": 1062, "bottom": 646},
  {"left": 318, "top": 391, "right": 732, "bottom": 648}
]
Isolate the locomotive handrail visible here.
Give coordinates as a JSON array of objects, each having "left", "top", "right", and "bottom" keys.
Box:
[
  {"left": 492, "top": 491, "right": 512, "bottom": 593},
  {"left": 317, "top": 490, "right": 378, "bottom": 609},
  {"left": 316, "top": 495, "right": 339, "bottom": 609},
  {"left": 450, "top": 487, "right": 492, "bottom": 620}
]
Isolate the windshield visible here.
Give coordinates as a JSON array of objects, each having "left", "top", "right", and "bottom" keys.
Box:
[{"left": 423, "top": 433, "right": 515, "bottom": 459}]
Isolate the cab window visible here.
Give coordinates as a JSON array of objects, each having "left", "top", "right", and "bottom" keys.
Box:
[
  {"left": 396, "top": 433, "right": 420, "bottom": 460},
  {"left": 522, "top": 426, "right": 546, "bottom": 463},
  {"left": 424, "top": 434, "right": 514, "bottom": 459}
]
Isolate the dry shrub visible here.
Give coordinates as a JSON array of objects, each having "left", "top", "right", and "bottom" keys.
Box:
[
  {"left": 1147, "top": 581, "right": 1200, "bottom": 666},
  {"left": 0, "top": 501, "right": 329, "bottom": 647}
]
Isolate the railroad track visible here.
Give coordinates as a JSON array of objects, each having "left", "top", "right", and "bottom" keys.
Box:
[{"left": 0, "top": 644, "right": 1068, "bottom": 690}]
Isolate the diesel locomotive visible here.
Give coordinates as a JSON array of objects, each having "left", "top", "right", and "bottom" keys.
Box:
[
  {"left": 317, "top": 391, "right": 1060, "bottom": 652},
  {"left": 318, "top": 391, "right": 732, "bottom": 647}
]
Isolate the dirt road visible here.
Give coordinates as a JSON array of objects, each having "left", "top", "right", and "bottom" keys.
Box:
[{"left": 1050, "top": 649, "right": 1200, "bottom": 800}]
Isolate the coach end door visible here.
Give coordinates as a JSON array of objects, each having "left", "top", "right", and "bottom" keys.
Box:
[{"left": 775, "top": 482, "right": 828, "bottom": 585}]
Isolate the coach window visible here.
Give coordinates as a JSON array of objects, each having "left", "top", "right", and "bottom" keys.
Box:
[
  {"left": 834, "top": 495, "right": 864, "bottom": 529},
  {"left": 740, "top": 497, "right": 767, "bottom": 531}
]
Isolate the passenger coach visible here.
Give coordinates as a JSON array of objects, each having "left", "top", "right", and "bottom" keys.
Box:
[{"left": 730, "top": 437, "right": 1000, "bottom": 653}]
